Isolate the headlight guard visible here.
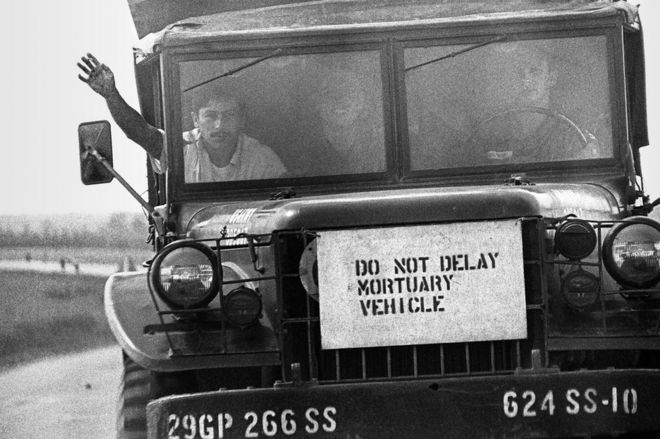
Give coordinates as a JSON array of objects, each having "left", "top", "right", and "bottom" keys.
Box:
[
  {"left": 149, "top": 240, "right": 220, "bottom": 309},
  {"left": 602, "top": 217, "right": 660, "bottom": 289}
]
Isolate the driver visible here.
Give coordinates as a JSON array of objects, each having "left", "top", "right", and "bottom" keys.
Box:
[
  {"left": 468, "top": 47, "right": 598, "bottom": 164},
  {"left": 77, "top": 53, "right": 286, "bottom": 183},
  {"left": 517, "top": 55, "right": 557, "bottom": 108}
]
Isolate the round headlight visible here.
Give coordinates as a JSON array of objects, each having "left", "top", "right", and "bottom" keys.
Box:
[
  {"left": 150, "top": 241, "right": 219, "bottom": 309},
  {"left": 223, "top": 286, "right": 262, "bottom": 327},
  {"left": 555, "top": 219, "right": 597, "bottom": 260},
  {"left": 603, "top": 217, "right": 660, "bottom": 288},
  {"left": 561, "top": 269, "right": 599, "bottom": 310},
  {"left": 299, "top": 239, "right": 319, "bottom": 302}
]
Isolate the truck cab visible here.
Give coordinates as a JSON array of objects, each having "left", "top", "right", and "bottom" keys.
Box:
[{"left": 80, "top": 1, "right": 660, "bottom": 437}]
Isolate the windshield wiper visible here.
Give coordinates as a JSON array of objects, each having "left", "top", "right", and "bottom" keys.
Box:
[
  {"left": 405, "top": 35, "right": 507, "bottom": 73},
  {"left": 183, "top": 48, "right": 283, "bottom": 93}
]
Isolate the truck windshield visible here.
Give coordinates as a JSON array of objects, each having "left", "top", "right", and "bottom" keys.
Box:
[
  {"left": 175, "top": 35, "right": 613, "bottom": 185},
  {"left": 178, "top": 50, "right": 386, "bottom": 183},
  {"left": 405, "top": 36, "right": 613, "bottom": 169}
]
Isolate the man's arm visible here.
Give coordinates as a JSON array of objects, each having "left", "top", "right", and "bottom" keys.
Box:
[{"left": 77, "top": 53, "right": 163, "bottom": 159}]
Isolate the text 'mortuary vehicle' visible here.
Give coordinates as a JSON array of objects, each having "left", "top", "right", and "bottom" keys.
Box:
[{"left": 78, "top": 0, "right": 660, "bottom": 437}]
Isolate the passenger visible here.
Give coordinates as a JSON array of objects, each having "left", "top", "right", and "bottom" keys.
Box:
[
  {"left": 77, "top": 53, "right": 286, "bottom": 182},
  {"left": 313, "top": 69, "right": 385, "bottom": 174}
]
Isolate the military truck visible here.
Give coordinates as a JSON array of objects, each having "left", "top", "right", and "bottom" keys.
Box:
[{"left": 78, "top": 0, "right": 660, "bottom": 437}]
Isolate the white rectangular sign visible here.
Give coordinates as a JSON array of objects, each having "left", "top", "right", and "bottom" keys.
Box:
[{"left": 317, "top": 220, "right": 527, "bottom": 349}]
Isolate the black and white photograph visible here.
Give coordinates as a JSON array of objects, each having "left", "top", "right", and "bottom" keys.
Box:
[{"left": 1, "top": 1, "right": 660, "bottom": 438}]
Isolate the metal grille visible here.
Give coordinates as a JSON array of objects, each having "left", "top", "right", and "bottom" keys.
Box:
[
  {"left": 544, "top": 219, "right": 660, "bottom": 351},
  {"left": 276, "top": 219, "right": 543, "bottom": 383},
  {"left": 314, "top": 341, "right": 524, "bottom": 383},
  {"left": 145, "top": 233, "right": 281, "bottom": 360},
  {"left": 143, "top": 217, "right": 660, "bottom": 375}
]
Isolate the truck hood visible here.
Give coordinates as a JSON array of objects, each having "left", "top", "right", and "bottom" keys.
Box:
[{"left": 182, "top": 183, "right": 622, "bottom": 239}]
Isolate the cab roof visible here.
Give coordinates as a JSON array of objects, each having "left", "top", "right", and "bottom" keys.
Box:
[{"left": 133, "top": 0, "right": 637, "bottom": 54}]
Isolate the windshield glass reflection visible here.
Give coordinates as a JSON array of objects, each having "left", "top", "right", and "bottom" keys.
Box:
[
  {"left": 178, "top": 51, "right": 386, "bottom": 183},
  {"left": 405, "top": 36, "right": 613, "bottom": 169}
]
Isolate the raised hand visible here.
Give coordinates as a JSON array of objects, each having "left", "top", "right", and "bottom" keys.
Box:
[{"left": 77, "top": 53, "right": 116, "bottom": 98}]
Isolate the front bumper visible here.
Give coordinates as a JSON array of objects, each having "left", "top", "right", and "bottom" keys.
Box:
[{"left": 147, "top": 369, "right": 660, "bottom": 438}]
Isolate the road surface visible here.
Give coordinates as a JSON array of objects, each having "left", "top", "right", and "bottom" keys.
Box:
[
  {"left": 0, "top": 259, "right": 142, "bottom": 276},
  {"left": 0, "top": 346, "right": 122, "bottom": 438}
]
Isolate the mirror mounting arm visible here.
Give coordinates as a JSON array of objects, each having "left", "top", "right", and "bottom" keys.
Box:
[
  {"left": 644, "top": 197, "right": 660, "bottom": 214},
  {"left": 630, "top": 193, "right": 660, "bottom": 216},
  {"left": 85, "top": 145, "right": 165, "bottom": 237}
]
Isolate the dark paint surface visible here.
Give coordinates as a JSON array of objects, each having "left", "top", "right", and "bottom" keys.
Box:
[
  {"left": 183, "top": 183, "right": 621, "bottom": 239},
  {"left": 149, "top": 369, "right": 660, "bottom": 438}
]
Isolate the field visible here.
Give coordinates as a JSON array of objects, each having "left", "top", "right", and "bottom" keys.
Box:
[
  {"left": 0, "top": 216, "right": 153, "bottom": 369},
  {"left": 0, "top": 246, "right": 154, "bottom": 266},
  {"left": 0, "top": 270, "right": 116, "bottom": 370}
]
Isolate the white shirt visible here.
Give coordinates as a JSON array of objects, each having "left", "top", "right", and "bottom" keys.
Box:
[{"left": 151, "top": 131, "right": 286, "bottom": 183}]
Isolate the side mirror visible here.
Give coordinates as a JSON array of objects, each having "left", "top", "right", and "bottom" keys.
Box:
[{"left": 78, "top": 120, "right": 114, "bottom": 185}]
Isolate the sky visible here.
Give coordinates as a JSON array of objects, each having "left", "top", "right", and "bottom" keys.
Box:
[
  {"left": 1, "top": 0, "right": 144, "bottom": 215},
  {"left": 0, "top": 0, "right": 658, "bottom": 215}
]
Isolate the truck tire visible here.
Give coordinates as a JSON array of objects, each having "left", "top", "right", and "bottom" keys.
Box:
[
  {"left": 116, "top": 353, "right": 152, "bottom": 439},
  {"left": 116, "top": 352, "right": 196, "bottom": 439}
]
